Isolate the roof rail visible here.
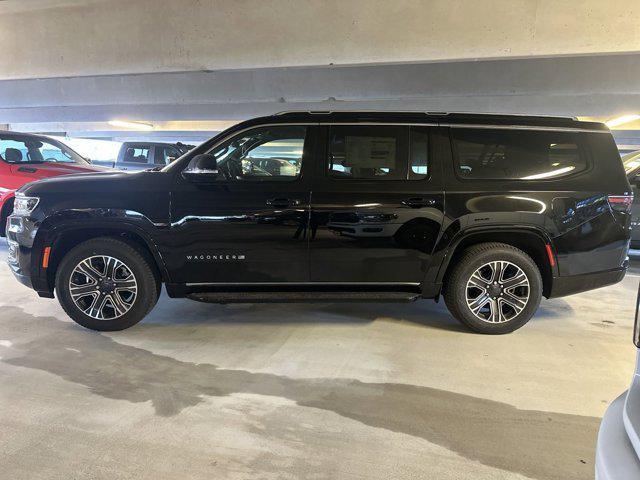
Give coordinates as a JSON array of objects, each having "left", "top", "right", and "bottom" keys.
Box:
[
  {"left": 274, "top": 110, "right": 578, "bottom": 120},
  {"left": 275, "top": 110, "right": 332, "bottom": 115},
  {"left": 275, "top": 110, "right": 430, "bottom": 115}
]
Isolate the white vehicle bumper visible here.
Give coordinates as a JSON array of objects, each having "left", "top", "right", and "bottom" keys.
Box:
[{"left": 596, "top": 392, "right": 640, "bottom": 479}]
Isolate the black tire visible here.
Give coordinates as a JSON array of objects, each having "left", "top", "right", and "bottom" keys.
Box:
[
  {"left": 443, "top": 242, "right": 542, "bottom": 334},
  {"left": 55, "top": 237, "right": 159, "bottom": 331}
]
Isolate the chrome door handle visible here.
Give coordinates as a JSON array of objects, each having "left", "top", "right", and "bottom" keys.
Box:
[
  {"left": 401, "top": 197, "right": 435, "bottom": 208},
  {"left": 266, "top": 198, "right": 300, "bottom": 208}
]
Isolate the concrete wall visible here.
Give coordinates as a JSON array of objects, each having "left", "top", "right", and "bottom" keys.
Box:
[{"left": 2, "top": 0, "right": 639, "bottom": 80}]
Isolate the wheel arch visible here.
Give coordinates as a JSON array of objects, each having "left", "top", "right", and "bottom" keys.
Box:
[
  {"left": 40, "top": 223, "right": 169, "bottom": 294},
  {"left": 437, "top": 227, "right": 555, "bottom": 298}
]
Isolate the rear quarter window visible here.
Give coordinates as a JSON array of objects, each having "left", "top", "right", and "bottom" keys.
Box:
[{"left": 451, "top": 128, "right": 588, "bottom": 180}]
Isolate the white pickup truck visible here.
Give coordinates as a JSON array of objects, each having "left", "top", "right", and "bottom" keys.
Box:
[{"left": 92, "top": 141, "right": 194, "bottom": 172}]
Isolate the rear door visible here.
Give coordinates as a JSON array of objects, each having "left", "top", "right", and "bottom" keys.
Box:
[{"left": 308, "top": 124, "right": 445, "bottom": 284}]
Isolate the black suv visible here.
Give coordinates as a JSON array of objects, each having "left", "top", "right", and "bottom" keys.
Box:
[{"left": 5, "top": 112, "right": 632, "bottom": 334}]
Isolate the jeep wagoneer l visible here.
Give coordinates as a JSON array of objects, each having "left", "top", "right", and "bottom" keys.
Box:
[{"left": 6, "top": 112, "right": 632, "bottom": 333}]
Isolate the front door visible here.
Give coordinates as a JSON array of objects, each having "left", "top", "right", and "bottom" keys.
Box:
[
  {"left": 309, "top": 124, "right": 445, "bottom": 285},
  {"left": 168, "top": 124, "right": 315, "bottom": 285}
]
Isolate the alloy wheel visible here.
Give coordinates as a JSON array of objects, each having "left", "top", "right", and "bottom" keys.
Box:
[
  {"left": 465, "top": 261, "right": 530, "bottom": 323},
  {"left": 68, "top": 255, "right": 138, "bottom": 320}
]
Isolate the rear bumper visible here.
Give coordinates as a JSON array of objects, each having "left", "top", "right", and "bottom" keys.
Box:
[
  {"left": 596, "top": 392, "right": 640, "bottom": 480},
  {"left": 548, "top": 263, "right": 627, "bottom": 298}
]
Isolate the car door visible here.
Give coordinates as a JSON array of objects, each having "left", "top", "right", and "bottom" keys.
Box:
[
  {"left": 308, "top": 124, "right": 445, "bottom": 284},
  {"left": 168, "top": 124, "right": 316, "bottom": 285}
]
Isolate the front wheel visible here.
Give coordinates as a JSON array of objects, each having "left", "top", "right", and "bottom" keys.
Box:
[
  {"left": 444, "top": 242, "right": 542, "bottom": 334},
  {"left": 56, "top": 237, "right": 159, "bottom": 331}
]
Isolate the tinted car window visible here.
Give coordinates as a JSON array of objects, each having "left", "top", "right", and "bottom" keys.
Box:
[
  {"left": 201, "top": 125, "right": 306, "bottom": 181},
  {"left": 328, "top": 126, "right": 430, "bottom": 180},
  {"left": 329, "top": 125, "right": 406, "bottom": 180},
  {"left": 452, "top": 128, "right": 587, "bottom": 180}
]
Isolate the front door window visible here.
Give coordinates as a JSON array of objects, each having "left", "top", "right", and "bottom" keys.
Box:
[{"left": 202, "top": 125, "right": 307, "bottom": 181}]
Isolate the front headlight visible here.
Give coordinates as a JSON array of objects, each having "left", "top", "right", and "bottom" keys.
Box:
[{"left": 13, "top": 195, "right": 40, "bottom": 216}]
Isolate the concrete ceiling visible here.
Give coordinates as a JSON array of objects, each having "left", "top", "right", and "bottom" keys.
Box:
[
  {"left": 1, "top": 0, "right": 639, "bottom": 143},
  {"left": 2, "top": 0, "right": 639, "bottom": 80}
]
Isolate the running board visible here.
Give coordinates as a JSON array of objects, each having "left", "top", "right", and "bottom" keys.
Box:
[{"left": 187, "top": 291, "right": 421, "bottom": 304}]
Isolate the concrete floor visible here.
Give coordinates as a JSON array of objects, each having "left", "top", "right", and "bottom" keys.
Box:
[{"left": 0, "top": 243, "right": 637, "bottom": 480}]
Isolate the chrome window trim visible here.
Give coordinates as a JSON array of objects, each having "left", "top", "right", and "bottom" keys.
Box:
[
  {"left": 441, "top": 123, "right": 609, "bottom": 134},
  {"left": 200, "top": 122, "right": 606, "bottom": 158},
  {"left": 173, "top": 121, "right": 608, "bottom": 173}
]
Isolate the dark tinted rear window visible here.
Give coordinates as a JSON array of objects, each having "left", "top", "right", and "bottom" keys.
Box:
[
  {"left": 329, "top": 125, "right": 405, "bottom": 180},
  {"left": 327, "top": 125, "right": 430, "bottom": 180},
  {"left": 452, "top": 128, "right": 588, "bottom": 180}
]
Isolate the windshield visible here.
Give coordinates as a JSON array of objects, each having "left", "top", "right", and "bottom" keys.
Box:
[
  {"left": 622, "top": 150, "right": 640, "bottom": 174},
  {"left": 0, "top": 135, "right": 86, "bottom": 164}
]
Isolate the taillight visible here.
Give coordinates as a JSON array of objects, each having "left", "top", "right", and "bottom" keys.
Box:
[{"left": 607, "top": 194, "right": 633, "bottom": 213}]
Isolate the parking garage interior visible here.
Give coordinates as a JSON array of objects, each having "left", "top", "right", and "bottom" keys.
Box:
[{"left": 1, "top": 1, "right": 639, "bottom": 479}]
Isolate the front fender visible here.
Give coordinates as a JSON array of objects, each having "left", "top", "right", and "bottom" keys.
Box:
[{"left": 32, "top": 208, "right": 171, "bottom": 293}]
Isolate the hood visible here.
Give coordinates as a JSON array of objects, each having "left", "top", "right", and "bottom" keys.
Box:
[
  {"left": 17, "top": 169, "right": 170, "bottom": 198},
  {"left": 9, "top": 161, "right": 111, "bottom": 177}
]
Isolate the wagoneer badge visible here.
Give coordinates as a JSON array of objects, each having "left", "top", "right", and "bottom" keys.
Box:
[{"left": 186, "top": 254, "right": 246, "bottom": 261}]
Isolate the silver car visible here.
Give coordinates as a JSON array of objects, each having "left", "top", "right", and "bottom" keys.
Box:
[{"left": 596, "top": 284, "right": 640, "bottom": 478}]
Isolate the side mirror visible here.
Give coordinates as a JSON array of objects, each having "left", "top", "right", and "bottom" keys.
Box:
[{"left": 182, "top": 154, "right": 218, "bottom": 182}]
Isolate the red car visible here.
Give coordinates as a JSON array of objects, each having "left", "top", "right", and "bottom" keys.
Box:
[{"left": 1, "top": 132, "right": 109, "bottom": 236}]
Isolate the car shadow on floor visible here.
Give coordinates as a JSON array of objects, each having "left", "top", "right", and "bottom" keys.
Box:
[
  {"left": 144, "top": 292, "right": 469, "bottom": 333},
  {"left": 141, "top": 289, "right": 574, "bottom": 334}
]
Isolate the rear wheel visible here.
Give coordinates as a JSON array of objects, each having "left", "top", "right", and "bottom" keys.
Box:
[
  {"left": 444, "top": 242, "right": 542, "bottom": 334},
  {"left": 55, "top": 237, "right": 159, "bottom": 331}
]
